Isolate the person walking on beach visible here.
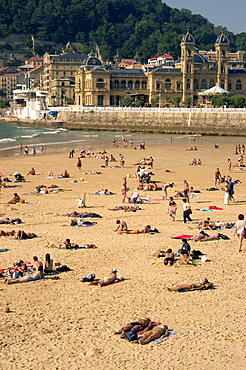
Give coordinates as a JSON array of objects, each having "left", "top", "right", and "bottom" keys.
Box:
[
  {"left": 228, "top": 159, "right": 232, "bottom": 173},
  {"left": 69, "top": 149, "right": 75, "bottom": 158},
  {"left": 24, "top": 146, "right": 29, "bottom": 156},
  {"left": 182, "top": 198, "right": 192, "bottom": 223},
  {"left": 234, "top": 214, "right": 246, "bottom": 252}
]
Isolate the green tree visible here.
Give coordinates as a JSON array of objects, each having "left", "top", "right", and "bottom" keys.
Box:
[
  {"left": 65, "top": 98, "right": 74, "bottom": 105},
  {"left": 151, "top": 97, "right": 158, "bottom": 106},
  {"left": 122, "top": 96, "right": 133, "bottom": 106},
  {"left": 172, "top": 96, "right": 181, "bottom": 107},
  {"left": 0, "top": 100, "right": 9, "bottom": 108},
  {"left": 136, "top": 99, "right": 144, "bottom": 107},
  {"left": 183, "top": 96, "right": 192, "bottom": 107},
  {"left": 229, "top": 95, "right": 246, "bottom": 108}
]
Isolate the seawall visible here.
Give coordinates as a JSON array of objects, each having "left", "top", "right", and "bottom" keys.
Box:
[{"left": 2, "top": 109, "right": 246, "bottom": 136}]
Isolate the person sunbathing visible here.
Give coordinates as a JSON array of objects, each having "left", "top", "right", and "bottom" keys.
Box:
[
  {"left": 8, "top": 193, "right": 21, "bottom": 204},
  {"left": 4, "top": 266, "right": 43, "bottom": 284},
  {"left": 47, "top": 238, "right": 78, "bottom": 249},
  {"left": 165, "top": 278, "right": 209, "bottom": 292},
  {"left": 163, "top": 249, "right": 174, "bottom": 266},
  {"left": 27, "top": 168, "right": 35, "bottom": 175},
  {"left": 121, "top": 225, "right": 151, "bottom": 234},
  {"left": 114, "top": 318, "right": 153, "bottom": 335},
  {"left": 109, "top": 205, "right": 140, "bottom": 212},
  {"left": 199, "top": 233, "right": 221, "bottom": 242},
  {"left": 90, "top": 269, "right": 118, "bottom": 287},
  {"left": 188, "top": 218, "right": 211, "bottom": 230},
  {"left": 137, "top": 325, "right": 169, "bottom": 345},
  {"left": 94, "top": 189, "right": 114, "bottom": 195},
  {"left": 16, "top": 230, "right": 37, "bottom": 240},
  {"left": 190, "top": 231, "right": 209, "bottom": 241},
  {"left": 61, "top": 170, "right": 69, "bottom": 178},
  {"left": 179, "top": 250, "right": 192, "bottom": 265},
  {"left": 0, "top": 230, "right": 16, "bottom": 236}
]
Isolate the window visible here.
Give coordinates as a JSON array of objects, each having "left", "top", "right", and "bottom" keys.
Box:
[
  {"left": 114, "top": 80, "right": 119, "bottom": 88},
  {"left": 221, "top": 80, "right": 224, "bottom": 89},
  {"left": 186, "top": 79, "right": 190, "bottom": 90},
  {"left": 156, "top": 82, "right": 160, "bottom": 89},
  {"left": 98, "top": 95, "right": 104, "bottom": 106},
  {"left": 165, "top": 79, "right": 171, "bottom": 89},
  {"left": 121, "top": 80, "right": 126, "bottom": 88},
  {"left": 96, "top": 78, "right": 104, "bottom": 88},
  {"left": 201, "top": 79, "right": 207, "bottom": 89},
  {"left": 135, "top": 81, "right": 140, "bottom": 89},
  {"left": 228, "top": 83, "right": 231, "bottom": 90},
  {"left": 176, "top": 82, "right": 181, "bottom": 90},
  {"left": 209, "top": 79, "right": 215, "bottom": 88},
  {"left": 194, "top": 79, "right": 199, "bottom": 90},
  {"left": 128, "top": 81, "right": 133, "bottom": 89},
  {"left": 236, "top": 79, "right": 242, "bottom": 90},
  {"left": 142, "top": 81, "right": 147, "bottom": 89},
  {"left": 62, "top": 82, "right": 65, "bottom": 86}
]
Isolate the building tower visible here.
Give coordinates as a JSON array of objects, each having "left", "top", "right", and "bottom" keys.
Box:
[
  {"left": 180, "top": 30, "right": 195, "bottom": 103},
  {"left": 215, "top": 33, "right": 229, "bottom": 90}
]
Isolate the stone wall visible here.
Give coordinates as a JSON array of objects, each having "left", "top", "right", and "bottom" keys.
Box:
[{"left": 57, "top": 110, "right": 246, "bottom": 135}]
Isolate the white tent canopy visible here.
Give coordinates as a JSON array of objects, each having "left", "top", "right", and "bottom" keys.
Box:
[{"left": 198, "top": 85, "right": 229, "bottom": 95}]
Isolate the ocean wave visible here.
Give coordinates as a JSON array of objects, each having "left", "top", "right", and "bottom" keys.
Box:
[
  {"left": 21, "top": 134, "right": 39, "bottom": 138},
  {"left": 0, "top": 138, "right": 16, "bottom": 143},
  {"left": 43, "top": 131, "right": 61, "bottom": 135}
]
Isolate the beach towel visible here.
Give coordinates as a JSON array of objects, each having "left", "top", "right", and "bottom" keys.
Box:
[
  {"left": 200, "top": 207, "right": 220, "bottom": 212},
  {"left": 171, "top": 235, "right": 194, "bottom": 239},
  {"left": 177, "top": 283, "right": 215, "bottom": 292},
  {"left": 0, "top": 249, "right": 9, "bottom": 252},
  {"left": 137, "top": 330, "right": 178, "bottom": 344},
  {"left": 4, "top": 185, "right": 21, "bottom": 188},
  {"left": 209, "top": 206, "right": 223, "bottom": 210}
]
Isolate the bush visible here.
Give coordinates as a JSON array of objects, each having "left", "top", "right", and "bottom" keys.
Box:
[{"left": 0, "top": 100, "right": 9, "bottom": 108}]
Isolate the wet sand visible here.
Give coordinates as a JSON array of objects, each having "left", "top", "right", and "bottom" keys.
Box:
[{"left": 0, "top": 137, "right": 246, "bottom": 369}]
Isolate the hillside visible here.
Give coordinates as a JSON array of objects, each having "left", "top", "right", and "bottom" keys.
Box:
[{"left": 0, "top": 0, "right": 245, "bottom": 61}]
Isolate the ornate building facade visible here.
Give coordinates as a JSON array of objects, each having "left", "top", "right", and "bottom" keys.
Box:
[{"left": 74, "top": 32, "right": 246, "bottom": 106}]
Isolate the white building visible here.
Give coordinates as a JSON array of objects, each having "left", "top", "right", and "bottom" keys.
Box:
[{"left": 11, "top": 89, "right": 49, "bottom": 119}]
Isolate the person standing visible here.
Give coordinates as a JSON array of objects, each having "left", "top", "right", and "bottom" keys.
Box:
[
  {"left": 24, "top": 146, "right": 29, "bottom": 156},
  {"left": 69, "top": 149, "right": 75, "bottom": 158},
  {"left": 234, "top": 214, "right": 246, "bottom": 252},
  {"left": 214, "top": 168, "right": 221, "bottom": 186},
  {"left": 182, "top": 198, "right": 192, "bottom": 224},
  {"left": 224, "top": 185, "right": 230, "bottom": 205},
  {"left": 183, "top": 180, "right": 189, "bottom": 201},
  {"left": 228, "top": 179, "right": 235, "bottom": 202},
  {"left": 227, "top": 159, "right": 232, "bottom": 173},
  {"left": 77, "top": 158, "right": 82, "bottom": 171},
  {"left": 105, "top": 156, "right": 109, "bottom": 167},
  {"left": 168, "top": 200, "right": 177, "bottom": 221}
]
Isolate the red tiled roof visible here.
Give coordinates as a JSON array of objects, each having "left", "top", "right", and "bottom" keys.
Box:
[
  {"left": 150, "top": 53, "right": 174, "bottom": 60},
  {"left": 0, "top": 73, "right": 18, "bottom": 77},
  {"left": 26, "top": 57, "right": 44, "bottom": 61},
  {"left": 121, "top": 59, "right": 135, "bottom": 63}
]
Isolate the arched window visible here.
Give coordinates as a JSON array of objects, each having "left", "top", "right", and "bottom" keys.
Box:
[
  {"left": 186, "top": 79, "right": 190, "bottom": 90},
  {"left": 97, "top": 78, "right": 104, "bottom": 82},
  {"left": 97, "top": 78, "right": 104, "bottom": 88},
  {"left": 128, "top": 81, "right": 133, "bottom": 89},
  {"left": 201, "top": 79, "right": 207, "bottom": 89},
  {"left": 135, "top": 81, "right": 140, "bottom": 89},
  {"left": 209, "top": 79, "right": 215, "bottom": 88},
  {"left": 142, "top": 81, "right": 147, "bottom": 89},
  {"left": 236, "top": 79, "right": 242, "bottom": 90},
  {"left": 114, "top": 80, "right": 119, "bottom": 88},
  {"left": 194, "top": 79, "right": 199, "bottom": 90},
  {"left": 165, "top": 78, "right": 171, "bottom": 90},
  {"left": 121, "top": 80, "right": 126, "bottom": 88}
]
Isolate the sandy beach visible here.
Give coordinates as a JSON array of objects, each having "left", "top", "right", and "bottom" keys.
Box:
[{"left": 1, "top": 136, "right": 246, "bottom": 370}]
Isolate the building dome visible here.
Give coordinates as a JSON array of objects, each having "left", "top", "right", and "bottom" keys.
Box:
[
  {"left": 181, "top": 30, "right": 195, "bottom": 44},
  {"left": 81, "top": 52, "right": 102, "bottom": 67},
  {"left": 216, "top": 33, "right": 229, "bottom": 44}
]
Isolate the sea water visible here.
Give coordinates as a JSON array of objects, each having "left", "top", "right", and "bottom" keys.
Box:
[{"left": 0, "top": 121, "right": 243, "bottom": 157}]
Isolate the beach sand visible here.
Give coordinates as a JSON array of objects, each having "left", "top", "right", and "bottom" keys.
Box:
[{"left": 0, "top": 138, "right": 246, "bottom": 369}]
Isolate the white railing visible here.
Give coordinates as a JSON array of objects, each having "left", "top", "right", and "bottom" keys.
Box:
[{"left": 48, "top": 106, "right": 246, "bottom": 113}]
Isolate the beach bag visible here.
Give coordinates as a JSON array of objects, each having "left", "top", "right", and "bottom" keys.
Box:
[
  {"left": 123, "top": 329, "right": 138, "bottom": 342},
  {"left": 56, "top": 265, "right": 71, "bottom": 272},
  {"left": 187, "top": 208, "right": 192, "bottom": 215},
  {"left": 219, "top": 233, "right": 229, "bottom": 240},
  {"left": 82, "top": 273, "right": 96, "bottom": 282}
]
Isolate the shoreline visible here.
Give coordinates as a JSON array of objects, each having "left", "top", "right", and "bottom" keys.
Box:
[{"left": 2, "top": 114, "right": 246, "bottom": 136}]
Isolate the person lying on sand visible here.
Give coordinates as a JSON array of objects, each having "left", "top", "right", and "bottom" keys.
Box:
[
  {"left": 163, "top": 249, "right": 175, "bottom": 266},
  {"left": 8, "top": 193, "right": 21, "bottom": 204},
  {"left": 94, "top": 189, "right": 115, "bottom": 195},
  {"left": 114, "top": 318, "right": 153, "bottom": 335},
  {"left": 0, "top": 230, "right": 16, "bottom": 236},
  {"left": 191, "top": 231, "right": 222, "bottom": 242},
  {"left": 108, "top": 205, "right": 140, "bottom": 212},
  {"left": 90, "top": 269, "right": 118, "bottom": 287},
  {"left": 4, "top": 266, "right": 43, "bottom": 284},
  {"left": 16, "top": 230, "right": 37, "bottom": 240},
  {"left": 120, "top": 225, "right": 151, "bottom": 234},
  {"left": 47, "top": 238, "right": 78, "bottom": 249},
  {"left": 165, "top": 278, "right": 209, "bottom": 292},
  {"left": 187, "top": 218, "right": 211, "bottom": 230},
  {"left": 136, "top": 325, "right": 169, "bottom": 345}
]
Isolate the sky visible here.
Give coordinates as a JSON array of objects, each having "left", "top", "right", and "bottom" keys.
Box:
[{"left": 164, "top": 0, "right": 246, "bottom": 34}]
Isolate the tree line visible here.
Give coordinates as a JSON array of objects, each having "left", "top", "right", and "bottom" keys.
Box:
[{"left": 0, "top": 0, "right": 245, "bottom": 61}]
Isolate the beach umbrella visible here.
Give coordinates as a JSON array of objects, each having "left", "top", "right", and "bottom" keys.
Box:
[{"left": 198, "top": 86, "right": 229, "bottom": 96}]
